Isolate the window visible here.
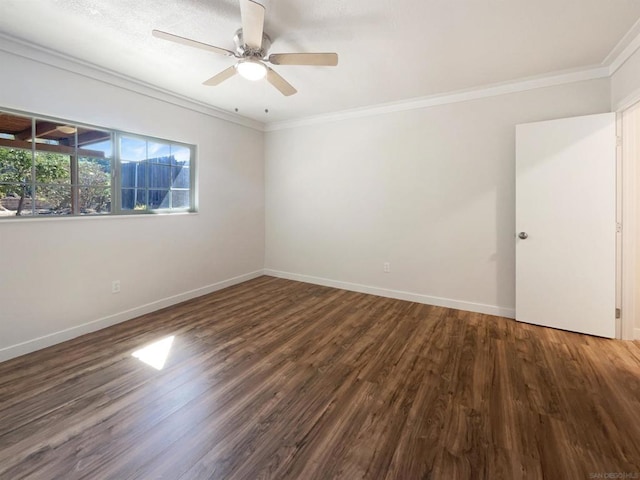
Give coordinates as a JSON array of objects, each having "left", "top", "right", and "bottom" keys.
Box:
[
  {"left": 0, "top": 109, "right": 195, "bottom": 218},
  {"left": 119, "top": 136, "right": 191, "bottom": 211}
]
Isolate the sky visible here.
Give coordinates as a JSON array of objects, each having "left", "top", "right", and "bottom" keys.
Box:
[{"left": 118, "top": 136, "right": 191, "bottom": 164}]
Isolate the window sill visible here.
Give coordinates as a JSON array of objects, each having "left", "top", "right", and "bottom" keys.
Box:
[{"left": 0, "top": 210, "right": 199, "bottom": 223}]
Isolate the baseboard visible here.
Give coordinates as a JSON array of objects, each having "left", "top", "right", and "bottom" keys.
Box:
[
  {"left": 264, "top": 269, "right": 516, "bottom": 319},
  {"left": 0, "top": 270, "right": 264, "bottom": 363},
  {"left": 634, "top": 328, "right": 640, "bottom": 340},
  {"left": 1, "top": 268, "right": 519, "bottom": 363}
]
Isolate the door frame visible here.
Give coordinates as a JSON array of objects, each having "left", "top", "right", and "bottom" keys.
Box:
[{"left": 620, "top": 100, "right": 640, "bottom": 340}]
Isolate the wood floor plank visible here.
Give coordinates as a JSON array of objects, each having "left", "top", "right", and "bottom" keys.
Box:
[{"left": 1, "top": 276, "right": 640, "bottom": 479}]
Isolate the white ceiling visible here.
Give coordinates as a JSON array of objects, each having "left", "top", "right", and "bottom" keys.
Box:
[{"left": 1, "top": 0, "right": 640, "bottom": 124}]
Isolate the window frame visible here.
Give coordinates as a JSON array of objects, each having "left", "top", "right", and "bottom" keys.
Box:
[
  {"left": 115, "top": 132, "right": 195, "bottom": 214},
  {"left": 0, "top": 108, "right": 197, "bottom": 218}
]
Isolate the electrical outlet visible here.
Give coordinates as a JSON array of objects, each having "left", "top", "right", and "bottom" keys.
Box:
[
  {"left": 383, "top": 262, "right": 390, "bottom": 273},
  {"left": 112, "top": 280, "right": 121, "bottom": 294}
]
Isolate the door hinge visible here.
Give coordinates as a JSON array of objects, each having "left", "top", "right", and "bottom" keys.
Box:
[
  {"left": 617, "top": 136, "right": 623, "bottom": 147},
  {"left": 616, "top": 308, "right": 621, "bottom": 319},
  {"left": 617, "top": 223, "right": 623, "bottom": 233}
]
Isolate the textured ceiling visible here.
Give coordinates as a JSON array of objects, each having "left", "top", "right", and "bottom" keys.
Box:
[{"left": 0, "top": 0, "right": 639, "bottom": 123}]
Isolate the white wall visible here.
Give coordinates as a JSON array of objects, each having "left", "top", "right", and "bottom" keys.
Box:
[
  {"left": 0, "top": 48, "right": 265, "bottom": 360},
  {"left": 265, "top": 79, "right": 611, "bottom": 316},
  {"left": 612, "top": 47, "right": 640, "bottom": 110},
  {"left": 0, "top": 39, "right": 621, "bottom": 361}
]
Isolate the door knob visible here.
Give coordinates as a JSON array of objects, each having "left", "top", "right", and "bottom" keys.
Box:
[{"left": 518, "top": 232, "right": 528, "bottom": 239}]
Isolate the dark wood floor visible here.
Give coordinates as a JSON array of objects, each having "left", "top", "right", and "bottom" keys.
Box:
[{"left": 1, "top": 276, "right": 640, "bottom": 479}]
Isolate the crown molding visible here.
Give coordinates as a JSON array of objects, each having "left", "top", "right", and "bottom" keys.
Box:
[
  {"left": 264, "top": 66, "right": 610, "bottom": 131},
  {"left": 2, "top": 19, "right": 638, "bottom": 134},
  {"left": 263, "top": 18, "right": 640, "bottom": 131},
  {"left": 0, "top": 33, "right": 265, "bottom": 132},
  {"left": 604, "top": 17, "right": 640, "bottom": 75}
]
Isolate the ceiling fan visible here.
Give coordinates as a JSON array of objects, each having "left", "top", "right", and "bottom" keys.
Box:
[{"left": 152, "top": 0, "right": 339, "bottom": 96}]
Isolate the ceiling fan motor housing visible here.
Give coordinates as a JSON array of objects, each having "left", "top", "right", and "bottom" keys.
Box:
[
  {"left": 151, "top": 0, "right": 337, "bottom": 97},
  {"left": 233, "top": 28, "right": 271, "bottom": 58}
]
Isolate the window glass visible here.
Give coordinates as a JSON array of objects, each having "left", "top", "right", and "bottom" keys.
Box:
[
  {"left": 119, "top": 135, "right": 192, "bottom": 213},
  {"left": 77, "top": 127, "right": 112, "bottom": 215},
  {"left": 173, "top": 166, "right": 190, "bottom": 188},
  {"left": 171, "top": 145, "right": 190, "bottom": 165},
  {"left": 0, "top": 112, "right": 34, "bottom": 216},
  {"left": 147, "top": 141, "right": 171, "bottom": 163},
  {"left": 149, "top": 164, "right": 171, "bottom": 189},
  {"left": 122, "top": 161, "right": 147, "bottom": 189},
  {"left": 121, "top": 189, "right": 135, "bottom": 210},
  {"left": 34, "top": 152, "right": 71, "bottom": 184},
  {"left": 120, "top": 137, "right": 146, "bottom": 162},
  {"left": 172, "top": 190, "right": 190, "bottom": 209},
  {"left": 35, "top": 184, "right": 72, "bottom": 215},
  {"left": 79, "top": 186, "right": 111, "bottom": 214},
  {"left": 0, "top": 110, "right": 195, "bottom": 218},
  {"left": 149, "top": 189, "right": 170, "bottom": 209}
]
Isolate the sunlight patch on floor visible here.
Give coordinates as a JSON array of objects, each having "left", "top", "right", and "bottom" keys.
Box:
[{"left": 131, "top": 335, "right": 175, "bottom": 370}]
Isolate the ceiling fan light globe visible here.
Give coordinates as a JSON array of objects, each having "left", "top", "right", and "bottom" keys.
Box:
[{"left": 236, "top": 58, "right": 267, "bottom": 81}]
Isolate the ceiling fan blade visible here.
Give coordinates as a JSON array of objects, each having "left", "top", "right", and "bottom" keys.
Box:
[
  {"left": 240, "top": 0, "right": 265, "bottom": 50},
  {"left": 203, "top": 66, "right": 238, "bottom": 86},
  {"left": 268, "top": 53, "right": 339, "bottom": 66},
  {"left": 266, "top": 67, "right": 297, "bottom": 96},
  {"left": 152, "top": 29, "right": 236, "bottom": 57}
]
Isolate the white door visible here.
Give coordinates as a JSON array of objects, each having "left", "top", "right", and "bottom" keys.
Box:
[{"left": 515, "top": 113, "right": 616, "bottom": 338}]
